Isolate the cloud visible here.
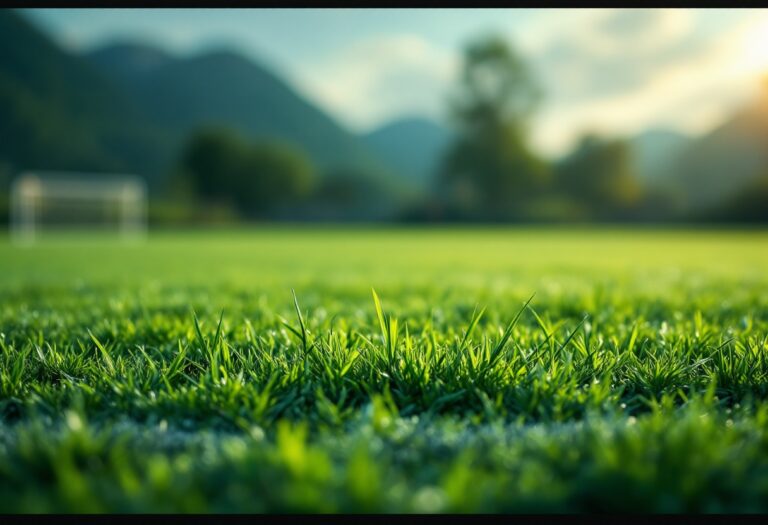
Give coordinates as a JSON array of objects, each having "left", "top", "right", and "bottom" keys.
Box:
[
  {"left": 518, "top": 9, "right": 768, "bottom": 157},
  {"left": 287, "top": 11, "right": 699, "bottom": 134},
  {"left": 529, "top": 9, "right": 702, "bottom": 104},
  {"left": 294, "top": 9, "right": 768, "bottom": 155},
  {"left": 291, "top": 34, "right": 460, "bottom": 131},
  {"left": 596, "top": 9, "right": 694, "bottom": 50}
]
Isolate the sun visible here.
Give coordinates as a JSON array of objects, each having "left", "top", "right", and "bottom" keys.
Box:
[{"left": 740, "top": 17, "right": 768, "bottom": 75}]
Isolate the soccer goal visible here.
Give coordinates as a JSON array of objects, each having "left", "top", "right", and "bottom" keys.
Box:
[{"left": 10, "top": 172, "right": 147, "bottom": 243}]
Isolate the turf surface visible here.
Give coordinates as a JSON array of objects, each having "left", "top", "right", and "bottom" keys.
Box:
[{"left": 0, "top": 227, "right": 767, "bottom": 512}]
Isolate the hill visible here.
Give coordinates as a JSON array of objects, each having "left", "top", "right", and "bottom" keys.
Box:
[
  {"left": 363, "top": 117, "right": 452, "bottom": 189},
  {"left": 0, "top": 10, "right": 171, "bottom": 185},
  {"left": 1, "top": 11, "right": 402, "bottom": 198},
  {"left": 667, "top": 92, "right": 768, "bottom": 212},
  {"left": 629, "top": 128, "right": 690, "bottom": 188},
  {"left": 85, "top": 42, "right": 397, "bottom": 183}
]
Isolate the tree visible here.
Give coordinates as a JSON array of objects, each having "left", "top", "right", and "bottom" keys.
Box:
[
  {"left": 304, "top": 168, "right": 398, "bottom": 221},
  {"left": 707, "top": 173, "right": 768, "bottom": 223},
  {"left": 554, "top": 134, "right": 642, "bottom": 219},
  {"left": 436, "top": 34, "right": 547, "bottom": 220},
  {"left": 178, "top": 127, "right": 247, "bottom": 202},
  {"left": 235, "top": 141, "right": 313, "bottom": 217},
  {"left": 177, "top": 127, "right": 314, "bottom": 218}
]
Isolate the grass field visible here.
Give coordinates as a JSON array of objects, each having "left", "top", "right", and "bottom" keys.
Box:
[{"left": 1, "top": 227, "right": 768, "bottom": 512}]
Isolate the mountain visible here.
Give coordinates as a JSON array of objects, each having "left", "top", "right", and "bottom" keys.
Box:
[
  {"left": 630, "top": 128, "right": 690, "bottom": 187},
  {"left": 83, "top": 42, "right": 173, "bottom": 82},
  {"left": 85, "top": 42, "right": 397, "bottom": 185},
  {"left": 667, "top": 93, "right": 768, "bottom": 211},
  {"left": 1, "top": 11, "right": 403, "bottom": 199},
  {"left": 0, "top": 10, "right": 171, "bottom": 183},
  {"left": 363, "top": 117, "right": 453, "bottom": 189}
]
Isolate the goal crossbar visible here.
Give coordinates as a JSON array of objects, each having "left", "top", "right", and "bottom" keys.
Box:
[{"left": 10, "top": 171, "right": 147, "bottom": 243}]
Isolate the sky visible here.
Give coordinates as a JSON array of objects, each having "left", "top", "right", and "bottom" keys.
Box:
[{"left": 24, "top": 8, "right": 768, "bottom": 158}]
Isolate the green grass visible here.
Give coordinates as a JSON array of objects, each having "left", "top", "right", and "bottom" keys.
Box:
[{"left": 1, "top": 227, "right": 767, "bottom": 512}]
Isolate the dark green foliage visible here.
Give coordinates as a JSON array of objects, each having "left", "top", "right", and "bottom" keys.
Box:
[
  {"left": 236, "top": 142, "right": 314, "bottom": 217},
  {"left": 554, "top": 134, "right": 643, "bottom": 219},
  {"left": 436, "top": 34, "right": 549, "bottom": 220},
  {"left": 0, "top": 11, "right": 174, "bottom": 185},
  {"left": 703, "top": 173, "right": 768, "bottom": 223},
  {"left": 177, "top": 128, "right": 314, "bottom": 218},
  {"left": 177, "top": 127, "right": 248, "bottom": 202},
  {"left": 299, "top": 168, "right": 405, "bottom": 221},
  {"left": 451, "top": 35, "right": 541, "bottom": 129}
]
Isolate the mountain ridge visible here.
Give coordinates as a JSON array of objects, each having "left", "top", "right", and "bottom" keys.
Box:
[
  {"left": 363, "top": 116, "right": 453, "bottom": 189},
  {"left": 84, "top": 41, "right": 400, "bottom": 187}
]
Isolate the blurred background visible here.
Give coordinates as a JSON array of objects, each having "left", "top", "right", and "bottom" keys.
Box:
[{"left": 2, "top": 7, "right": 768, "bottom": 227}]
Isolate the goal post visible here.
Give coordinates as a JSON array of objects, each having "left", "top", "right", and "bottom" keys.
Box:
[{"left": 10, "top": 172, "right": 147, "bottom": 243}]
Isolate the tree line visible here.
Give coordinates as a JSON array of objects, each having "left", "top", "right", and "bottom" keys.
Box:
[{"left": 173, "top": 34, "right": 768, "bottom": 224}]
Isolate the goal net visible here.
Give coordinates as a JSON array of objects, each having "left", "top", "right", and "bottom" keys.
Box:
[{"left": 10, "top": 172, "right": 147, "bottom": 243}]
